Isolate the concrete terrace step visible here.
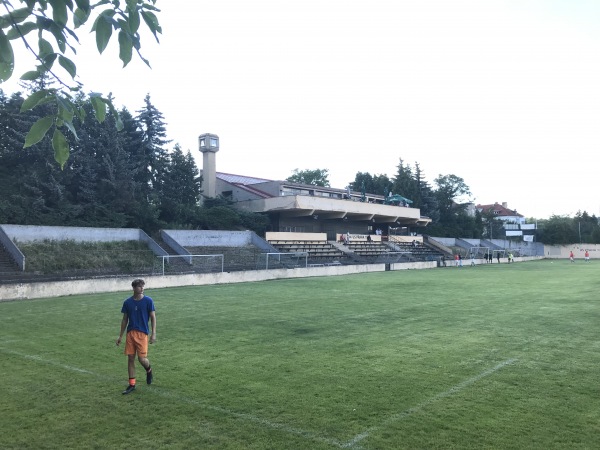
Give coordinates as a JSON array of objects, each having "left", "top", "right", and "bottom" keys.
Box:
[{"left": 0, "top": 245, "right": 19, "bottom": 274}]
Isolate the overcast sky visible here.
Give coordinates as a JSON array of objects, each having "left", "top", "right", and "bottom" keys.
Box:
[{"left": 4, "top": 0, "right": 600, "bottom": 219}]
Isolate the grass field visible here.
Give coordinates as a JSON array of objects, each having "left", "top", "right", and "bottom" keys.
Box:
[{"left": 1, "top": 260, "right": 600, "bottom": 449}]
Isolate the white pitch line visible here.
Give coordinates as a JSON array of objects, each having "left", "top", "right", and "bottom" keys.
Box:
[
  {"left": 1, "top": 347, "right": 96, "bottom": 375},
  {"left": 148, "top": 386, "right": 345, "bottom": 448},
  {"left": 342, "top": 358, "right": 518, "bottom": 449},
  {"left": 1, "top": 346, "right": 517, "bottom": 449},
  {"left": 0, "top": 347, "right": 344, "bottom": 448}
]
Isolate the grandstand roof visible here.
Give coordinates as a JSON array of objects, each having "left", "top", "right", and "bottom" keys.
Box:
[{"left": 216, "top": 172, "right": 273, "bottom": 185}]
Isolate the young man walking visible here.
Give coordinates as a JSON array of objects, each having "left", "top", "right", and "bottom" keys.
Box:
[{"left": 116, "top": 279, "right": 156, "bottom": 394}]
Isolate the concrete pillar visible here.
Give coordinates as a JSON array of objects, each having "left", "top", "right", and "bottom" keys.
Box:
[{"left": 199, "top": 133, "right": 219, "bottom": 198}]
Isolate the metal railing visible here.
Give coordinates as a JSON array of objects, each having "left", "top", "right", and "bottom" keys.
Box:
[
  {"left": 158, "top": 254, "right": 224, "bottom": 276},
  {"left": 262, "top": 252, "right": 308, "bottom": 270}
]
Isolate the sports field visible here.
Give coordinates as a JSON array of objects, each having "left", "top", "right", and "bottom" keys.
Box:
[{"left": 1, "top": 260, "right": 599, "bottom": 449}]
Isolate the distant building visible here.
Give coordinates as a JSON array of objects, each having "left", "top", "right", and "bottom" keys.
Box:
[
  {"left": 477, "top": 202, "right": 536, "bottom": 241},
  {"left": 476, "top": 202, "right": 525, "bottom": 225},
  {"left": 198, "top": 133, "right": 431, "bottom": 240}
]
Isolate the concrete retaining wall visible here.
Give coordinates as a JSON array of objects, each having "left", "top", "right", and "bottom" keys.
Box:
[
  {"left": 391, "top": 261, "right": 436, "bottom": 270},
  {"left": 2, "top": 224, "right": 145, "bottom": 242},
  {"left": 1, "top": 260, "right": 440, "bottom": 301},
  {"left": 163, "top": 230, "right": 255, "bottom": 247},
  {"left": 265, "top": 232, "right": 327, "bottom": 242},
  {"left": 544, "top": 244, "right": 600, "bottom": 259}
]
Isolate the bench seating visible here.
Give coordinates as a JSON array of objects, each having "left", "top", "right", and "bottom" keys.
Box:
[
  {"left": 345, "top": 242, "right": 390, "bottom": 256},
  {"left": 268, "top": 240, "right": 345, "bottom": 259}
]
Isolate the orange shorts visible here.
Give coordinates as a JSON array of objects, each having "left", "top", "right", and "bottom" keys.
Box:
[{"left": 124, "top": 330, "right": 149, "bottom": 357}]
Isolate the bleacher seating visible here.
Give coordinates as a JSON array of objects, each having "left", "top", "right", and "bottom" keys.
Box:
[
  {"left": 345, "top": 241, "right": 390, "bottom": 257},
  {"left": 392, "top": 241, "right": 443, "bottom": 261},
  {"left": 267, "top": 240, "right": 346, "bottom": 261}
]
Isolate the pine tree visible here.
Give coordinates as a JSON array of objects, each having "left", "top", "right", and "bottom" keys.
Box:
[
  {"left": 158, "top": 145, "right": 201, "bottom": 225},
  {"left": 392, "top": 158, "right": 417, "bottom": 201},
  {"left": 0, "top": 81, "right": 79, "bottom": 225},
  {"left": 413, "top": 163, "right": 439, "bottom": 222},
  {"left": 136, "top": 94, "right": 171, "bottom": 195},
  {"left": 119, "top": 107, "right": 162, "bottom": 231}
]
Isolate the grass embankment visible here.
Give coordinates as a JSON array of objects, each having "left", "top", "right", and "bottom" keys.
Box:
[{"left": 18, "top": 239, "right": 157, "bottom": 275}]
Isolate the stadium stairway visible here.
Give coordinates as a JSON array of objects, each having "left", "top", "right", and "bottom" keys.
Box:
[
  {"left": 0, "top": 245, "right": 19, "bottom": 272},
  {"left": 0, "top": 244, "right": 27, "bottom": 283},
  {"left": 150, "top": 234, "right": 198, "bottom": 273}
]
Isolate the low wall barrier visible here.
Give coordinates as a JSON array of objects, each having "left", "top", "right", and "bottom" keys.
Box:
[{"left": 1, "top": 260, "right": 436, "bottom": 301}]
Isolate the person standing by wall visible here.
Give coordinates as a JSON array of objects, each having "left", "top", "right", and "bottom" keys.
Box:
[
  {"left": 116, "top": 279, "right": 157, "bottom": 395},
  {"left": 569, "top": 250, "right": 575, "bottom": 263}
]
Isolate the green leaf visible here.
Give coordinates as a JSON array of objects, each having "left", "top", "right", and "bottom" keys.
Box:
[
  {"left": 92, "top": 0, "right": 112, "bottom": 7},
  {"left": 58, "top": 55, "right": 76, "bottom": 78},
  {"left": 74, "top": 104, "right": 86, "bottom": 123},
  {"left": 57, "top": 98, "right": 75, "bottom": 132},
  {"left": 21, "top": 90, "right": 51, "bottom": 112},
  {"left": 139, "top": 55, "right": 150, "bottom": 68},
  {"left": 56, "top": 95, "right": 74, "bottom": 116},
  {"left": 117, "top": 30, "right": 132, "bottom": 66},
  {"left": 6, "top": 22, "right": 38, "bottom": 40},
  {"left": 62, "top": 118, "right": 78, "bottom": 139},
  {"left": 64, "top": 27, "right": 80, "bottom": 44},
  {"left": 140, "top": 3, "right": 160, "bottom": 12},
  {"left": 20, "top": 69, "right": 41, "bottom": 80},
  {"left": 0, "top": 29, "right": 14, "bottom": 81},
  {"left": 52, "top": 128, "right": 70, "bottom": 168},
  {"left": 24, "top": 116, "right": 54, "bottom": 148},
  {"left": 0, "top": 8, "right": 32, "bottom": 26},
  {"left": 73, "top": 7, "right": 90, "bottom": 28},
  {"left": 74, "top": 0, "right": 90, "bottom": 14},
  {"left": 48, "top": 22, "right": 67, "bottom": 52},
  {"left": 105, "top": 98, "right": 123, "bottom": 130},
  {"left": 140, "top": 11, "right": 161, "bottom": 42},
  {"left": 125, "top": 0, "right": 137, "bottom": 11},
  {"left": 40, "top": 53, "right": 58, "bottom": 72},
  {"left": 90, "top": 96, "right": 106, "bottom": 122},
  {"left": 94, "top": 14, "right": 113, "bottom": 53},
  {"left": 127, "top": 6, "right": 140, "bottom": 33},
  {"left": 38, "top": 38, "right": 54, "bottom": 58},
  {"left": 37, "top": 16, "right": 54, "bottom": 31},
  {"left": 117, "top": 18, "right": 131, "bottom": 34},
  {"left": 130, "top": 32, "right": 140, "bottom": 50},
  {"left": 0, "top": 29, "right": 13, "bottom": 61},
  {"left": 48, "top": 0, "right": 69, "bottom": 26}
]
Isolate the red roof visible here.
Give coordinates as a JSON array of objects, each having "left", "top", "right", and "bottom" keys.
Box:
[{"left": 476, "top": 202, "right": 523, "bottom": 218}]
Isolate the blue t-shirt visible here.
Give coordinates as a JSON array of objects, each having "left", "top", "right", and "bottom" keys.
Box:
[{"left": 121, "top": 295, "right": 155, "bottom": 335}]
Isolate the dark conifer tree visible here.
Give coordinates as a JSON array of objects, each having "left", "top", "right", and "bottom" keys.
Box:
[
  {"left": 158, "top": 145, "right": 202, "bottom": 225},
  {"left": 135, "top": 94, "right": 171, "bottom": 195},
  {"left": 392, "top": 158, "right": 417, "bottom": 201},
  {"left": 413, "top": 163, "right": 439, "bottom": 222}
]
